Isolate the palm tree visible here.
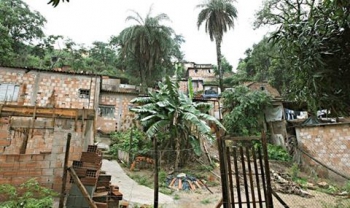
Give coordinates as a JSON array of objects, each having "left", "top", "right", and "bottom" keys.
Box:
[
  {"left": 197, "top": 0, "right": 238, "bottom": 92},
  {"left": 117, "top": 8, "right": 178, "bottom": 93}
]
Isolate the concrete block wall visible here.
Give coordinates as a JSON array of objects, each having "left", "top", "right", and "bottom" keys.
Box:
[
  {"left": 0, "top": 67, "right": 100, "bottom": 109},
  {"left": 36, "top": 75, "right": 97, "bottom": 109},
  {"left": 0, "top": 153, "right": 55, "bottom": 188},
  {"left": 97, "top": 93, "right": 137, "bottom": 133},
  {"left": 296, "top": 123, "right": 350, "bottom": 180},
  {"left": 0, "top": 117, "right": 93, "bottom": 192}
]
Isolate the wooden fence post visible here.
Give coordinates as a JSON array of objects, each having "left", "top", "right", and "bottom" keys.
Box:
[{"left": 59, "top": 133, "right": 71, "bottom": 208}]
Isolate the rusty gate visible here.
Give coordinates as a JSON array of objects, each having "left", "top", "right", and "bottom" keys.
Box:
[{"left": 217, "top": 133, "right": 288, "bottom": 208}]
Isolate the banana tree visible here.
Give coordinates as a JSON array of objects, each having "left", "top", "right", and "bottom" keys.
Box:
[{"left": 131, "top": 76, "right": 225, "bottom": 170}]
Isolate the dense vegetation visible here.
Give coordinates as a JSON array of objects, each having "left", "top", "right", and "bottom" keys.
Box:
[
  {"left": 44, "top": 0, "right": 350, "bottom": 115},
  {"left": 130, "top": 76, "right": 225, "bottom": 170},
  {"left": 222, "top": 85, "right": 272, "bottom": 136},
  {"left": 0, "top": 0, "right": 184, "bottom": 89},
  {"left": 0, "top": 178, "right": 58, "bottom": 208},
  {"left": 235, "top": 0, "right": 350, "bottom": 115}
]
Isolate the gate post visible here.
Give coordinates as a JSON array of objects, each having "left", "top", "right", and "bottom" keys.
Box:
[
  {"left": 262, "top": 132, "right": 273, "bottom": 208},
  {"left": 217, "top": 136, "right": 231, "bottom": 208}
]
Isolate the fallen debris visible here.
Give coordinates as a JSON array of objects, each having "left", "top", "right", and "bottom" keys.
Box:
[
  {"left": 271, "top": 170, "right": 314, "bottom": 198},
  {"left": 166, "top": 173, "right": 208, "bottom": 191}
]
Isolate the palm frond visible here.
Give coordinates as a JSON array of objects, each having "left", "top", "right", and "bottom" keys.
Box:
[
  {"left": 130, "top": 107, "right": 157, "bottom": 114},
  {"left": 198, "top": 113, "right": 226, "bottom": 131},
  {"left": 146, "top": 120, "right": 169, "bottom": 138},
  {"left": 182, "top": 112, "right": 211, "bottom": 134},
  {"left": 131, "top": 96, "right": 152, "bottom": 104},
  {"left": 126, "top": 10, "right": 144, "bottom": 25}
]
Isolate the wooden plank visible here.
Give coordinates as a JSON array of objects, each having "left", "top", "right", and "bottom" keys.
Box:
[
  {"left": 67, "top": 167, "right": 97, "bottom": 208},
  {"left": 0, "top": 105, "right": 95, "bottom": 120},
  {"left": 59, "top": 133, "right": 71, "bottom": 208}
]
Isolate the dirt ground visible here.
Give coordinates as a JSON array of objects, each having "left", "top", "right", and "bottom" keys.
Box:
[
  {"left": 121, "top": 161, "right": 350, "bottom": 208},
  {"left": 120, "top": 164, "right": 224, "bottom": 208},
  {"left": 96, "top": 137, "right": 349, "bottom": 208}
]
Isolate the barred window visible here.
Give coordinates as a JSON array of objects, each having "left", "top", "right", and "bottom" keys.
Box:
[
  {"left": 79, "top": 89, "right": 90, "bottom": 99},
  {"left": 99, "top": 105, "right": 115, "bottom": 118},
  {"left": 0, "top": 84, "right": 20, "bottom": 102}
]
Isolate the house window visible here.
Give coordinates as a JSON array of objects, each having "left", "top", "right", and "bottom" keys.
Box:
[
  {"left": 0, "top": 84, "right": 20, "bottom": 101},
  {"left": 79, "top": 89, "right": 90, "bottom": 99},
  {"left": 99, "top": 105, "right": 115, "bottom": 118}
]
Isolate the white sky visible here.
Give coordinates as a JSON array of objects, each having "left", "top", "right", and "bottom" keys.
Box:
[{"left": 25, "top": 0, "right": 269, "bottom": 70}]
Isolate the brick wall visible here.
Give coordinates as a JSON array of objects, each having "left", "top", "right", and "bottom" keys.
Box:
[
  {"left": 0, "top": 117, "right": 93, "bottom": 192},
  {"left": 97, "top": 92, "right": 137, "bottom": 133},
  {"left": 179, "top": 81, "right": 188, "bottom": 95},
  {"left": 295, "top": 123, "right": 350, "bottom": 181},
  {"left": 0, "top": 67, "right": 100, "bottom": 109}
]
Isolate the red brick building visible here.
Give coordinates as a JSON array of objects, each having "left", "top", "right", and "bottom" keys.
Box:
[{"left": 0, "top": 66, "right": 138, "bottom": 191}]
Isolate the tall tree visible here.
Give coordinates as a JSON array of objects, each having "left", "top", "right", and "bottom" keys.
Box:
[
  {"left": 197, "top": 0, "right": 238, "bottom": 92},
  {"left": 0, "top": 0, "right": 46, "bottom": 65},
  {"left": 47, "top": 0, "right": 69, "bottom": 7},
  {"left": 115, "top": 8, "right": 183, "bottom": 93},
  {"left": 255, "top": 0, "right": 350, "bottom": 115},
  {"left": 233, "top": 36, "right": 293, "bottom": 96}
]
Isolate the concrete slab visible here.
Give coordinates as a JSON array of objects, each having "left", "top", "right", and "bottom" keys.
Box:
[{"left": 101, "top": 159, "right": 174, "bottom": 206}]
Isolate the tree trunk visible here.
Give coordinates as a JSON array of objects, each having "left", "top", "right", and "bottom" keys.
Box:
[
  {"left": 174, "top": 136, "right": 180, "bottom": 171},
  {"left": 140, "top": 63, "right": 147, "bottom": 94},
  {"left": 215, "top": 37, "right": 223, "bottom": 92}
]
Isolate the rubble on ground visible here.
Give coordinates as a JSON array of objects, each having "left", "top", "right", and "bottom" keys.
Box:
[
  {"left": 271, "top": 170, "right": 314, "bottom": 198},
  {"left": 166, "top": 173, "right": 206, "bottom": 191}
]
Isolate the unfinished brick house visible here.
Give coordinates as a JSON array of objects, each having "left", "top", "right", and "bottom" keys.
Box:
[
  {"left": 181, "top": 62, "right": 219, "bottom": 94},
  {"left": 0, "top": 66, "right": 138, "bottom": 192},
  {"left": 178, "top": 62, "right": 221, "bottom": 119}
]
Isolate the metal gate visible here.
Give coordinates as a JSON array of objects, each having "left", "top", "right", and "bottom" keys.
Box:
[{"left": 217, "top": 133, "right": 288, "bottom": 208}]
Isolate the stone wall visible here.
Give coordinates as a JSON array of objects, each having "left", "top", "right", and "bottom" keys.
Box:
[{"left": 295, "top": 123, "right": 350, "bottom": 181}]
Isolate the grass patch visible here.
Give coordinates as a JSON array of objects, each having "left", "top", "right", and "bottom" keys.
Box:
[
  {"left": 159, "top": 187, "right": 173, "bottom": 195},
  {"left": 128, "top": 173, "right": 153, "bottom": 188},
  {"left": 201, "top": 198, "right": 211, "bottom": 204},
  {"left": 173, "top": 194, "right": 180, "bottom": 200}
]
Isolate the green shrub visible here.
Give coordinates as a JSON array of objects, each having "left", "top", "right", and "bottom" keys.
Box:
[
  {"left": 109, "top": 129, "right": 152, "bottom": 157},
  {"left": 266, "top": 144, "right": 291, "bottom": 162},
  {"left": 159, "top": 170, "right": 167, "bottom": 187},
  {"left": 201, "top": 199, "right": 211, "bottom": 205},
  {"left": 173, "top": 194, "right": 180, "bottom": 200},
  {"left": 0, "top": 178, "right": 58, "bottom": 208}
]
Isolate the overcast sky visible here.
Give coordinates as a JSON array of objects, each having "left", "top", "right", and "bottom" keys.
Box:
[{"left": 25, "top": 0, "right": 269, "bottom": 70}]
